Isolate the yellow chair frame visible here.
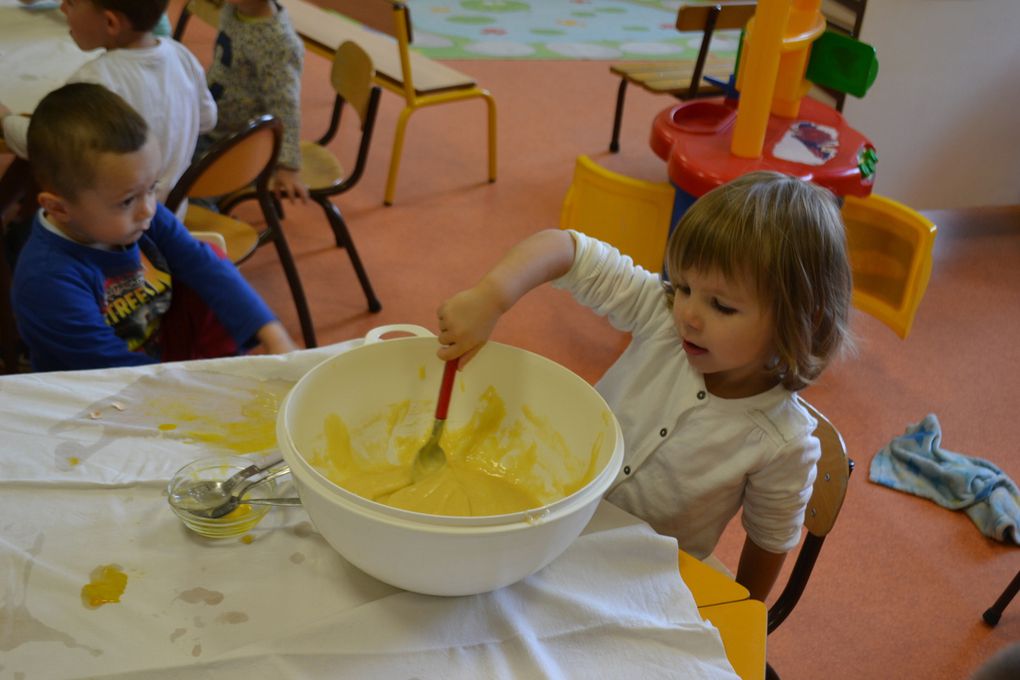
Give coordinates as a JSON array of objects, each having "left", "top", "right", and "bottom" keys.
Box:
[
  {"left": 342, "top": 0, "right": 497, "bottom": 206},
  {"left": 842, "top": 194, "right": 937, "bottom": 339},
  {"left": 560, "top": 155, "right": 675, "bottom": 273}
]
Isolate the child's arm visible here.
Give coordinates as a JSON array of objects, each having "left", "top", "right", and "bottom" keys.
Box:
[
  {"left": 255, "top": 320, "right": 298, "bottom": 354},
  {"left": 437, "top": 229, "right": 575, "bottom": 363},
  {"left": 736, "top": 536, "right": 787, "bottom": 602},
  {"left": 271, "top": 167, "right": 308, "bottom": 204}
]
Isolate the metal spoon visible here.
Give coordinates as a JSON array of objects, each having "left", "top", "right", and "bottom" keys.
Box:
[
  {"left": 189, "top": 463, "right": 294, "bottom": 519},
  {"left": 412, "top": 358, "right": 459, "bottom": 481},
  {"left": 170, "top": 458, "right": 287, "bottom": 517}
]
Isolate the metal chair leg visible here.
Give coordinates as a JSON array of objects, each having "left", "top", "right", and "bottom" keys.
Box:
[
  {"left": 260, "top": 198, "right": 317, "bottom": 348},
  {"left": 984, "top": 570, "right": 1020, "bottom": 626},
  {"left": 322, "top": 198, "right": 381, "bottom": 313},
  {"left": 610, "top": 78, "right": 627, "bottom": 153}
]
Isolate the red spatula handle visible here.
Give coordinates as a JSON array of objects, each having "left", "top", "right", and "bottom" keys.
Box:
[{"left": 435, "top": 358, "right": 459, "bottom": 420}]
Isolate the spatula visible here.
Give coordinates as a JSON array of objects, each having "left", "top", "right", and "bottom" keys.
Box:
[{"left": 412, "top": 358, "right": 459, "bottom": 481}]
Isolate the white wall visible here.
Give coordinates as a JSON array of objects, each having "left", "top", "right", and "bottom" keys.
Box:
[{"left": 841, "top": 0, "right": 1020, "bottom": 210}]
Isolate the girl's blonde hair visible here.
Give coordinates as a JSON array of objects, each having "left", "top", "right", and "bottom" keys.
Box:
[{"left": 664, "top": 171, "right": 853, "bottom": 391}]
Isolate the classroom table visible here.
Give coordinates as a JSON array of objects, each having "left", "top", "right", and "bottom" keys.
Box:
[
  {"left": 0, "top": 0, "right": 101, "bottom": 154},
  {"left": 0, "top": 340, "right": 764, "bottom": 679}
]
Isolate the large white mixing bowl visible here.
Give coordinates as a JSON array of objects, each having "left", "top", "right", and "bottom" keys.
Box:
[{"left": 278, "top": 325, "right": 623, "bottom": 596}]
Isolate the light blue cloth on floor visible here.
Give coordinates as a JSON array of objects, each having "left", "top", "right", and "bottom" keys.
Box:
[{"left": 869, "top": 414, "right": 1020, "bottom": 545}]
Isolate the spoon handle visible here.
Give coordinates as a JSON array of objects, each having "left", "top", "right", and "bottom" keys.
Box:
[
  {"left": 237, "top": 464, "right": 291, "bottom": 498},
  {"left": 435, "top": 357, "right": 459, "bottom": 420},
  {"left": 243, "top": 497, "right": 302, "bottom": 507}
]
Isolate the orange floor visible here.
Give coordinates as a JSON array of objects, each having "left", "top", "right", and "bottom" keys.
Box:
[{"left": 175, "top": 5, "right": 1020, "bottom": 677}]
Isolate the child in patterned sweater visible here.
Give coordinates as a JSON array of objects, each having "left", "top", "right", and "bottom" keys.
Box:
[{"left": 201, "top": 0, "right": 308, "bottom": 203}]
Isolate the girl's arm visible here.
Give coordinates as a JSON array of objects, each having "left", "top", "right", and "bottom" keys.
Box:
[
  {"left": 437, "top": 229, "right": 576, "bottom": 363},
  {"left": 736, "top": 535, "right": 787, "bottom": 602}
]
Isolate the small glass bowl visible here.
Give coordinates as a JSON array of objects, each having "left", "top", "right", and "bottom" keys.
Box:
[{"left": 167, "top": 455, "right": 279, "bottom": 538}]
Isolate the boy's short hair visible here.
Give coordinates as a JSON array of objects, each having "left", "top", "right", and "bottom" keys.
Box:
[
  {"left": 664, "top": 171, "right": 853, "bottom": 391},
  {"left": 28, "top": 83, "right": 149, "bottom": 200},
  {"left": 92, "top": 0, "right": 169, "bottom": 33}
]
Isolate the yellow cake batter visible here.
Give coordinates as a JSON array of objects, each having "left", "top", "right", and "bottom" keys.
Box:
[{"left": 309, "top": 386, "right": 602, "bottom": 516}]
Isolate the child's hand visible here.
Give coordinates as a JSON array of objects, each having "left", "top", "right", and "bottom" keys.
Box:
[
  {"left": 256, "top": 321, "right": 299, "bottom": 354},
  {"left": 271, "top": 167, "right": 309, "bottom": 205},
  {"left": 0, "top": 103, "right": 11, "bottom": 119},
  {"left": 436, "top": 281, "right": 504, "bottom": 364}
]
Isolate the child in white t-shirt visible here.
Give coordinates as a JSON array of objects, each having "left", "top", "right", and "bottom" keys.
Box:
[
  {"left": 436, "top": 171, "right": 854, "bottom": 601},
  {"left": 0, "top": 0, "right": 216, "bottom": 216}
]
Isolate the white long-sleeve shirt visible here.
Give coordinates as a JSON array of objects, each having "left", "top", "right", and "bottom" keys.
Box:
[
  {"left": 3, "top": 38, "right": 216, "bottom": 211},
  {"left": 553, "top": 231, "right": 820, "bottom": 558}
]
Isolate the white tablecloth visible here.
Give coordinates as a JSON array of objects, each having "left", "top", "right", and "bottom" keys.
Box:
[
  {"left": 0, "top": 344, "right": 739, "bottom": 679},
  {"left": 0, "top": 0, "right": 100, "bottom": 116}
]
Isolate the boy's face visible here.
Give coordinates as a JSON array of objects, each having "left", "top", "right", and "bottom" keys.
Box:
[
  {"left": 44, "top": 138, "right": 162, "bottom": 248},
  {"left": 671, "top": 266, "right": 777, "bottom": 399},
  {"left": 61, "top": 0, "right": 110, "bottom": 51}
]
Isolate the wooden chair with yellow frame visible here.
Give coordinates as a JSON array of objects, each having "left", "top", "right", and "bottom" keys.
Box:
[
  {"left": 608, "top": 1, "right": 757, "bottom": 153},
  {"left": 678, "top": 398, "right": 852, "bottom": 680},
  {"left": 309, "top": 0, "right": 497, "bottom": 206},
  {"left": 609, "top": 0, "right": 870, "bottom": 153},
  {"left": 220, "top": 40, "right": 383, "bottom": 313},
  {"left": 165, "top": 114, "right": 318, "bottom": 348}
]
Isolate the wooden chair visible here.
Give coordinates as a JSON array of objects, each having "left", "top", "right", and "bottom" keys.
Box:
[
  {"left": 842, "top": 194, "right": 937, "bottom": 339},
  {"left": 677, "top": 399, "right": 850, "bottom": 680},
  {"left": 608, "top": 0, "right": 870, "bottom": 153},
  {"left": 175, "top": 0, "right": 497, "bottom": 206},
  {"left": 0, "top": 157, "right": 38, "bottom": 374},
  {"left": 811, "top": 0, "right": 871, "bottom": 111},
  {"left": 608, "top": 1, "right": 757, "bottom": 153},
  {"left": 762, "top": 398, "right": 851, "bottom": 679},
  {"left": 165, "top": 115, "right": 317, "bottom": 348},
  {"left": 332, "top": 0, "right": 495, "bottom": 206},
  {"left": 559, "top": 155, "right": 675, "bottom": 273},
  {"left": 221, "top": 41, "right": 383, "bottom": 313}
]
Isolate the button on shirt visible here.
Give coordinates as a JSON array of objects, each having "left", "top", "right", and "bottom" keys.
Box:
[{"left": 553, "top": 231, "right": 820, "bottom": 559}]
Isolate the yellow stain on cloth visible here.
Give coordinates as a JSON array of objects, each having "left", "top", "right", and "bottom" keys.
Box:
[
  {"left": 81, "top": 564, "right": 128, "bottom": 608},
  {"left": 155, "top": 388, "right": 281, "bottom": 454}
]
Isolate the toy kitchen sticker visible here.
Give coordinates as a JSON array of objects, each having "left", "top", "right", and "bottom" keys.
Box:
[{"left": 773, "top": 121, "right": 838, "bottom": 165}]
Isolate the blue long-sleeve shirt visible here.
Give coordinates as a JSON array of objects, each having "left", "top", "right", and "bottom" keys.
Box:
[{"left": 12, "top": 203, "right": 276, "bottom": 372}]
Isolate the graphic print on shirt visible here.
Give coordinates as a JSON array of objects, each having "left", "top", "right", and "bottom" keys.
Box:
[{"left": 102, "top": 245, "right": 172, "bottom": 358}]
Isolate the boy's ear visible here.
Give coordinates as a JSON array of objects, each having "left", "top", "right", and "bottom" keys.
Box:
[
  {"left": 102, "top": 9, "right": 127, "bottom": 37},
  {"left": 37, "top": 191, "right": 72, "bottom": 224}
]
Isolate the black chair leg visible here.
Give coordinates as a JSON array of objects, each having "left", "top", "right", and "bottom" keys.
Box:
[
  {"left": 984, "top": 570, "right": 1020, "bottom": 626},
  {"left": 260, "top": 200, "right": 317, "bottom": 348},
  {"left": 322, "top": 198, "right": 382, "bottom": 313},
  {"left": 609, "top": 78, "right": 627, "bottom": 153},
  {"left": 172, "top": 8, "right": 191, "bottom": 41}
]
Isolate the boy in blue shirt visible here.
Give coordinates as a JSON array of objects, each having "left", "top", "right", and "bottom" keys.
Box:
[{"left": 11, "top": 83, "right": 296, "bottom": 372}]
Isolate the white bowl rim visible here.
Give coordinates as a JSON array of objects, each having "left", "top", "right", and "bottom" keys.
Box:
[{"left": 279, "top": 336, "right": 624, "bottom": 529}]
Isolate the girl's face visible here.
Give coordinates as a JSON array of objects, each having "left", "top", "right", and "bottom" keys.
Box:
[
  {"left": 61, "top": 0, "right": 109, "bottom": 51},
  {"left": 672, "top": 267, "right": 778, "bottom": 399}
]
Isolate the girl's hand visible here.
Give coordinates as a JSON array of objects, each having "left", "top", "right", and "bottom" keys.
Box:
[
  {"left": 271, "top": 167, "right": 309, "bottom": 205},
  {"left": 436, "top": 282, "right": 503, "bottom": 364}
]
